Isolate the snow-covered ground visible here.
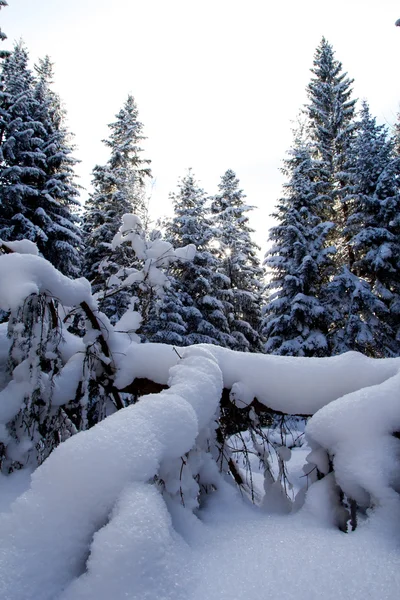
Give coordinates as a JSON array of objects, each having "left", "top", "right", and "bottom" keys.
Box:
[
  {"left": 191, "top": 487, "right": 400, "bottom": 600},
  {"left": 0, "top": 245, "right": 399, "bottom": 599},
  {"left": 0, "top": 452, "right": 399, "bottom": 600}
]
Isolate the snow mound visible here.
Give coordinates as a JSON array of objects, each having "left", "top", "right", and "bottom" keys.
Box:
[
  {"left": 306, "top": 369, "right": 400, "bottom": 511},
  {"left": 0, "top": 347, "right": 223, "bottom": 600}
]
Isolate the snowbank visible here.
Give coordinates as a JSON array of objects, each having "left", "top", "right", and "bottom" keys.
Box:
[{"left": 306, "top": 369, "right": 400, "bottom": 510}]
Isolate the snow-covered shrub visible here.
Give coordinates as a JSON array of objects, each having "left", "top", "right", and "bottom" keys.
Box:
[
  {"left": 0, "top": 247, "right": 94, "bottom": 471},
  {"left": 304, "top": 367, "right": 400, "bottom": 530},
  {"left": 0, "top": 219, "right": 196, "bottom": 471},
  {"left": 102, "top": 213, "right": 195, "bottom": 338}
]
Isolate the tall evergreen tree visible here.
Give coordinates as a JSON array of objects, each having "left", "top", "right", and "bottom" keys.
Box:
[
  {"left": 330, "top": 101, "right": 400, "bottom": 356},
  {"left": 0, "top": 43, "right": 46, "bottom": 243},
  {"left": 160, "top": 170, "right": 236, "bottom": 347},
  {"left": 211, "top": 169, "right": 264, "bottom": 351},
  {"left": 306, "top": 37, "right": 356, "bottom": 262},
  {"left": 32, "top": 56, "right": 82, "bottom": 276},
  {"left": 0, "top": 44, "right": 82, "bottom": 277},
  {"left": 82, "top": 95, "right": 151, "bottom": 322},
  {"left": 263, "top": 34, "right": 359, "bottom": 358},
  {"left": 263, "top": 136, "right": 333, "bottom": 356}
]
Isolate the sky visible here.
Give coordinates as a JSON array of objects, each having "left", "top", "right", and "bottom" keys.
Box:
[{"left": 2, "top": 0, "right": 400, "bottom": 251}]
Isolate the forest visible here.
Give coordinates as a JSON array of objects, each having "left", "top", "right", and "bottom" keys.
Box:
[{"left": 0, "top": 2, "right": 399, "bottom": 599}]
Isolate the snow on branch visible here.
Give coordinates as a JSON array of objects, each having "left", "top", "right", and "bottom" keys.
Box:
[{"left": 0, "top": 346, "right": 223, "bottom": 600}]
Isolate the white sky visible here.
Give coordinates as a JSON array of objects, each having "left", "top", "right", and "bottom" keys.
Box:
[{"left": 2, "top": 0, "right": 400, "bottom": 251}]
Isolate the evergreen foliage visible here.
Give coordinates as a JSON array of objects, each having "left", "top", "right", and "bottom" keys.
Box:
[
  {"left": 82, "top": 95, "right": 151, "bottom": 323},
  {"left": 306, "top": 37, "right": 356, "bottom": 223},
  {"left": 262, "top": 40, "right": 400, "bottom": 357},
  {"left": 211, "top": 169, "right": 264, "bottom": 351},
  {"left": 0, "top": 44, "right": 82, "bottom": 277},
  {"left": 263, "top": 137, "right": 332, "bottom": 356},
  {"left": 332, "top": 102, "right": 400, "bottom": 355},
  {"left": 161, "top": 170, "right": 236, "bottom": 347}
]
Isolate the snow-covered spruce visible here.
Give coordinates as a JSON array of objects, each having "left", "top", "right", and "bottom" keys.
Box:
[
  {"left": 263, "top": 134, "right": 333, "bottom": 356},
  {"left": 160, "top": 170, "right": 237, "bottom": 348},
  {"left": 82, "top": 95, "right": 151, "bottom": 324},
  {"left": 0, "top": 44, "right": 82, "bottom": 278},
  {"left": 211, "top": 169, "right": 264, "bottom": 352}
]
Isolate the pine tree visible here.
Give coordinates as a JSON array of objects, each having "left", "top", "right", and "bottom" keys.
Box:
[
  {"left": 211, "top": 169, "right": 264, "bottom": 351},
  {"left": 0, "top": 44, "right": 82, "bottom": 277},
  {"left": 304, "top": 38, "right": 383, "bottom": 356},
  {"left": 263, "top": 136, "right": 333, "bottom": 356},
  {"left": 162, "top": 170, "right": 236, "bottom": 347},
  {"left": 82, "top": 95, "right": 151, "bottom": 323}
]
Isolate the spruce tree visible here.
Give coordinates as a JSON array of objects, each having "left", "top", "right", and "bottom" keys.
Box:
[
  {"left": 0, "top": 44, "right": 82, "bottom": 277},
  {"left": 306, "top": 38, "right": 357, "bottom": 279},
  {"left": 211, "top": 169, "right": 264, "bottom": 351},
  {"left": 263, "top": 137, "right": 332, "bottom": 356},
  {"left": 0, "top": 43, "right": 46, "bottom": 244},
  {"left": 82, "top": 95, "right": 151, "bottom": 323},
  {"left": 32, "top": 56, "right": 82, "bottom": 277},
  {"left": 303, "top": 38, "right": 376, "bottom": 356},
  {"left": 162, "top": 170, "right": 235, "bottom": 347},
  {"left": 330, "top": 102, "right": 400, "bottom": 356}
]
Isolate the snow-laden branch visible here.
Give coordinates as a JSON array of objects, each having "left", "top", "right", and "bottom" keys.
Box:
[
  {"left": 115, "top": 342, "right": 400, "bottom": 416},
  {"left": 0, "top": 346, "right": 223, "bottom": 600}
]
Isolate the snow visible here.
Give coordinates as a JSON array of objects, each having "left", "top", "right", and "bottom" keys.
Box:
[
  {"left": 116, "top": 342, "right": 400, "bottom": 415},
  {"left": 113, "top": 308, "right": 142, "bottom": 334},
  {"left": 190, "top": 489, "right": 400, "bottom": 600},
  {"left": 0, "top": 338, "right": 400, "bottom": 598},
  {"left": 0, "top": 346, "right": 223, "bottom": 600},
  {"left": 1, "top": 248, "right": 400, "bottom": 599},
  {"left": 306, "top": 368, "right": 400, "bottom": 510},
  {"left": 0, "top": 239, "right": 39, "bottom": 255},
  {"left": 0, "top": 253, "right": 93, "bottom": 312},
  {"left": 52, "top": 353, "right": 85, "bottom": 406}
]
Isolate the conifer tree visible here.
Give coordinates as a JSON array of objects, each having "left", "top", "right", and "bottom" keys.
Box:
[
  {"left": 0, "top": 43, "right": 45, "bottom": 243},
  {"left": 82, "top": 95, "right": 151, "bottom": 323},
  {"left": 211, "top": 169, "right": 264, "bottom": 351},
  {"left": 161, "top": 170, "right": 236, "bottom": 347},
  {"left": 328, "top": 102, "right": 400, "bottom": 356},
  {"left": 306, "top": 37, "right": 357, "bottom": 285},
  {"left": 263, "top": 137, "right": 333, "bottom": 356},
  {"left": 32, "top": 56, "right": 82, "bottom": 277},
  {"left": 0, "top": 44, "right": 82, "bottom": 277},
  {"left": 306, "top": 38, "right": 356, "bottom": 218}
]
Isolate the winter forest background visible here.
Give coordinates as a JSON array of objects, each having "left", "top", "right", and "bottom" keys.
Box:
[{"left": 0, "top": 2, "right": 400, "bottom": 599}]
